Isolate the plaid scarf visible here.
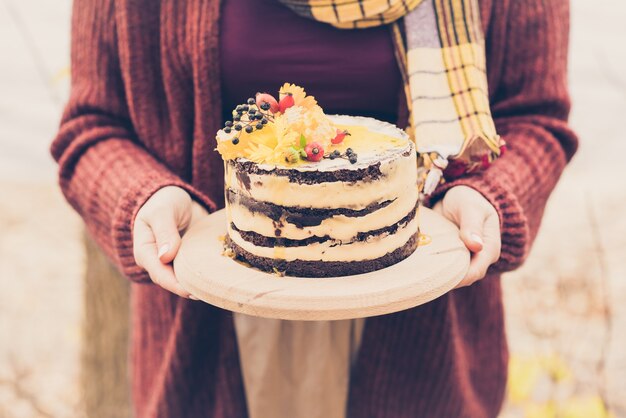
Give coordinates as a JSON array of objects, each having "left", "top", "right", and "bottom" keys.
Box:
[{"left": 277, "top": 0, "right": 505, "bottom": 194}]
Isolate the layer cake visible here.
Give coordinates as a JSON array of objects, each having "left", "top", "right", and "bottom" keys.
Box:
[{"left": 216, "top": 85, "right": 419, "bottom": 277}]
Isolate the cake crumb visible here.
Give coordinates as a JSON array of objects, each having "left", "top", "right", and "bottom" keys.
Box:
[
  {"left": 272, "top": 267, "right": 286, "bottom": 277},
  {"left": 222, "top": 247, "right": 235, "bottom": 258}
]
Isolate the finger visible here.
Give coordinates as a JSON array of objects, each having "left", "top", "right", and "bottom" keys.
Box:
[
  {"left": 456, "top": 231, "right": 501, "bottom": 288},
  {"left": 457, "top": 209, "right": 486, "bottom": 253},
  {"left": 141, "top": 255, "right": 194, "bottom": 298},
  {"left": 133, "top": 219, "right": 155, "bottom": 268},
  {"left": 148, "top": 210, "right": 184, "bottom": 264},
  {"left": 456, "top": 250, "right": 493, "bottom": 288},
  {"left": 134, "top": 221, "right": 196, "bottom": 299}
]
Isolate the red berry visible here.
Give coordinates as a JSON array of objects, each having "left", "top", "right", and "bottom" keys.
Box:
[
  {"left": 255, "top": 93, "right": 279, "bottom": 113},
  {"left": 480, "top": 154, "right": 491, "bottom": 169},
  {"left": 443, "top": 159, "right": 467, "bottom": 179},
  {"left": 304, "top": 142, "right": 324, "bottom": 162},
  {"left": 331, "top": 129, "right": 350, "bottom": 144},
  {"left": 278, "top": 94, "right": 295, "bottom": 113},
  {"left": 499, "top": 144, "right": 507, "bottom": 156}
]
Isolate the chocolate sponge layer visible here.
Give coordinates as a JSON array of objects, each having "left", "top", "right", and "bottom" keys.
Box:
[
  {"left": 224, "top": 233, "right": 419, "bottom": 278},
  {"left": 230, "top": 205, "right": 418, "bottom": 248},
  {"left": 228, "top": 159, "right": 384, "bottom": 185},
  {"left": 226, "top": 188, "right": 396, "bottom": 228}
]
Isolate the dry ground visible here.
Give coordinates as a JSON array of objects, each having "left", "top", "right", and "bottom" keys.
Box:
[{"left": 1, "top": 0, "right": 625, "bottom": 417}]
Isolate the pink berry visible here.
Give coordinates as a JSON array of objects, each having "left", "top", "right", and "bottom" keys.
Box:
[
  {"left": 278, "top": 94, "right": 295, "bottom": 113},
  {"left": 304, "top": 142, "right": 324, "bottom": 162},
  {"left": 331, "top": 129, "right": 350, "bottom": 144},
  {"left": 255, "top": 93, "right": 279, "bottom": 113}
]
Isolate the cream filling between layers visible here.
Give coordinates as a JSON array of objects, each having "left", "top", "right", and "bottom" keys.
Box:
[
  {"left": 225, "top": 151, "right": 416, "bottom": 209},
  {"left": 227, "top": 217, "right": 419, "bottom": 263},
  {"left": 228, "top": 189, "right": 418, "bottom": 241}
]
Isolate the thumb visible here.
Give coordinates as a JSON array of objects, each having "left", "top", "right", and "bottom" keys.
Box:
[
  {"left": 151, "top": 213, "right": 183, "bottom": 264},
  {"left": 457, "top": 209, "right": 485, "bottom": 253}
]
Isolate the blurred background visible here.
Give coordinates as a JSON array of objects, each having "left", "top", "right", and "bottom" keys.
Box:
[{"left": 1, "top": 1, "right": 625, "bottom": 417}]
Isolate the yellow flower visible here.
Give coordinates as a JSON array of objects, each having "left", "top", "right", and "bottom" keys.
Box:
[
  {"left": 273, "top": 114, "right": 300, "bottom": 149},
  {"left": 279, "top": 83, "right": 318, "bottom": 110},
  {"left": 238, "top": 114, "right": 300, "bottom": 165},
  {"left": 279, "top": 83, "right": 305, "bottom": 102},
  {"left": 215, "top": 128, "right": 245, "bottom": 160},
  {"left": 245, "top": 121, "right": 278, "bottom": 149},
  {"left": 299, "top": 96, "right": 318, "bottom": 111},
  {"left": 216, "top": 83, "right": 337, "bottom": 165},
  {"left": 247, "top": 143, "right": 276, "bottom": 164}
]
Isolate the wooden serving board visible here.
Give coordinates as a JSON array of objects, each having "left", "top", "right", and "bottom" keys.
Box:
[{"left": 174, "top": 207, "right": 469, "bottom": 321}]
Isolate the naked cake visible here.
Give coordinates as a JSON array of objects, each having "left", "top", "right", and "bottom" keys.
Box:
[{"left": 215, "top": 84, "right": 418, "bottom": 277}]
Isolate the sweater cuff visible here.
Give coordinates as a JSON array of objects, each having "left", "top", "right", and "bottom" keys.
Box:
[
  {"left": 111, "top": 175, "right": 217, "bottom": 283},
  {"left": 424, "top": 169, "right": 530, "bottom": 272}
]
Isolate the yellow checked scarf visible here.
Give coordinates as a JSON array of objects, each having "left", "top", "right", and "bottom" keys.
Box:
[{"left": 277, "top": 0, "right": 505, "bottom": 194}]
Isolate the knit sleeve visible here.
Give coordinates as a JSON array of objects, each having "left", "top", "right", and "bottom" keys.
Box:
[
  {"left": 51, "top": 0, "right": 216, "bottom": 282},
  {"left": 427, "top": 0, "right": 578, "bottom": 272}
]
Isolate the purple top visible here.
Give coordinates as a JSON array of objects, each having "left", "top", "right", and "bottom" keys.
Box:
[{"left": 219, "top": 0, "right": 402, "bottom": 124}]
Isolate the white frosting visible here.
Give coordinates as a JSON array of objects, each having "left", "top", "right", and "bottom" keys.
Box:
[
  {"left": 228, "top": 189, "right": 418, "bottom": 241},
  {"left": 226, "top": 151, "right": 416, "bottom": 209},
  {"left": 228, "top": 217, "right": 418, "bottom": 262}
]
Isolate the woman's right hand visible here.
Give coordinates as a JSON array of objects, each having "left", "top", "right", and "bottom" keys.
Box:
[{"left": 133, "top": 186, "right": 207, "bottom": 298}]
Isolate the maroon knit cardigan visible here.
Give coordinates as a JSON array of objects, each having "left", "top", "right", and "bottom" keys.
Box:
[{"left": 51, "top": 0, "right": 577, "bottom": 417}]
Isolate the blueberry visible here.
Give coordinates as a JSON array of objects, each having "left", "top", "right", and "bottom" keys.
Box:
[
  {"left": 349, "top": 155, "right": 358, "bottom": 164},
  {"left": 346, "top": 148, "right": 354, "bottom": 155},
  {"left": 234, "top": 124, "right": 242, "bottom": 131},
  {"left": 232, "top": 137, "right": 240, "bottom": 145},
  {"left": 224, "top": 127, "right": 232, "bottom": 134},
  {"left": 256, "top": 123, "right": 264, "bottom": 130},
  {"left": 247, "top": 98, "right": 255, "bottom": 105},
  {"left": 242, "top": 104, "right": 249, "bottom": 111},
  {"left": 261, "top": 118, "right": 268, "bottom": 124},
  {"left": 225, "top": 121, "right": 233, "bottom": 127},
  {"left": 245, "top": 125, "right": 253, "bottom": 133},
  {"left": 260, "top": 102, "right": 271, "bottom": 111},
  {"left": 233, "top": 115, "right": 241, "bottom": 122}
]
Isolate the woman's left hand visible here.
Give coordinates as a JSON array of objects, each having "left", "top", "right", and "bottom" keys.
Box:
[{"left": 433, "top": 185, "right": 502, "bottom": 288}]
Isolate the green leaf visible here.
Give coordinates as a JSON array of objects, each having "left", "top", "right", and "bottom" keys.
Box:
[{"left": 300, "top": 134, "right": 307, "bottom": 149}]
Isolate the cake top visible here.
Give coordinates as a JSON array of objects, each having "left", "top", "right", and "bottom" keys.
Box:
[{"left": 215, "top": 83, "right": 411, "bottom": 168}]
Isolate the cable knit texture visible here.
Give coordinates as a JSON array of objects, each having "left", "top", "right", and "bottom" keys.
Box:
[{"left": 52, "top": 0, "right": 577, "bottom": 417}]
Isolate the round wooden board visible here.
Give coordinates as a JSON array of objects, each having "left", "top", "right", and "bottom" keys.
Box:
[{"left": 174, "top": 207, "right": 469, "bottom": 321}]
